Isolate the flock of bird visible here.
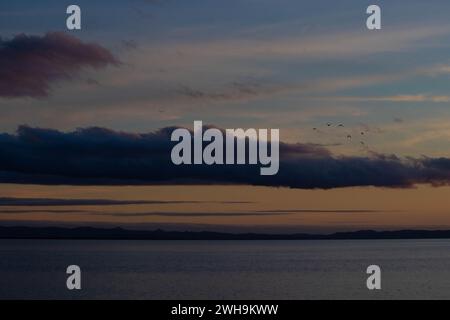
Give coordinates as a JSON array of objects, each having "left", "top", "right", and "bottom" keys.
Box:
[{"left": 312, "top": 122, "right": 372, "bottom": 148}]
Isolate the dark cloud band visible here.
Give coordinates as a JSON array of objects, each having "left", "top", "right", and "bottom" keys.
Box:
[
  {"left": 0, "top": 197, "right": 201, "bottom": 206},
  {"left": 0, "top": 209, "right": 381, "bottom": 217},
  {"left": 1, "top": 125, "right": 450, "bottom": 189}
]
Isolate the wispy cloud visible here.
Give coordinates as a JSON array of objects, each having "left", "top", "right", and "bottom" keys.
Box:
[
  {"left": 329, "top": 94, "right": 450, "bottom": 103},
  {"left": 0, "top": 208, "right": 382, "bottom": 217},
  {"left": 0, "top": 197, "right": 248, "bottom": 207},
  {"left": 90, "top": 209, "right": 384, "bottom": 217},
  {"left": 145, "top": 25, "right": 450, "bottom": 63},
  {"left": 0, "top": 197, "right": 202, "bottom": 206},
  {"left": 258, "top": 209, "right": 384, "bottom": 214},
  {"left": 90, "top": 211, "right": 289, "bottom": 217}
]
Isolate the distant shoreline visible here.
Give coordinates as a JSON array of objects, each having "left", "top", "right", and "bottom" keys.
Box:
[{"left": 2, "top": 225, "right": 450, "bottom": 240}]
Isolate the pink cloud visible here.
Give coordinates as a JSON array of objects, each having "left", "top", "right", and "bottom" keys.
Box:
[{"left": 0, "top": 32, "right": 119, "bottom": 98}]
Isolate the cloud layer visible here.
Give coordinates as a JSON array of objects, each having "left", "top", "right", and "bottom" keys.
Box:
[
  {"left": 0, "top": 197, "right": 202, "bottom": 206},
  {"left": 1, "top": 125, "right": 450, "bottom": 189},
  {"left": 0, "top": 32, "right": 118, "bottom": 98}
]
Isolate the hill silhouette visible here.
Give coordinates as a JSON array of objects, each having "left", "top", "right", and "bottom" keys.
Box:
[{"left": 2, "top": 226, "right": 450, "bottom": 240}]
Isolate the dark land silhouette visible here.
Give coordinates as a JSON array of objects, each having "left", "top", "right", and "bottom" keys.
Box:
[{"left": 2, "top": 226, "right": 450, "bottom": 240}]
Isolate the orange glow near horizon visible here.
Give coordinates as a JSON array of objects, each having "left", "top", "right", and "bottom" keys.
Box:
[{"left": 1, "top": 183, "right": 450, "bottom": 232}]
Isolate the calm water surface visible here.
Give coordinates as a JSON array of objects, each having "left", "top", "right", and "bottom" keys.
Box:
[{"left": 1, "top": 239, "right": 450, "bottom": 299}]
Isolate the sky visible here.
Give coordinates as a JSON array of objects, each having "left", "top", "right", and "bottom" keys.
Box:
[{"left": 2, "top": 0, "right": 450, "bottom": 233}]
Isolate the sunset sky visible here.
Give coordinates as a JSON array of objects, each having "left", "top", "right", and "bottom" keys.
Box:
[{"left": 2, "top": 0, "right": 450, "bottom": 233}]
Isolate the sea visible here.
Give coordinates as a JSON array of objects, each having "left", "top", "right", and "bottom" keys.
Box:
[{"left": 1, "top": 239, "right": 450, "bottom": 299}]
